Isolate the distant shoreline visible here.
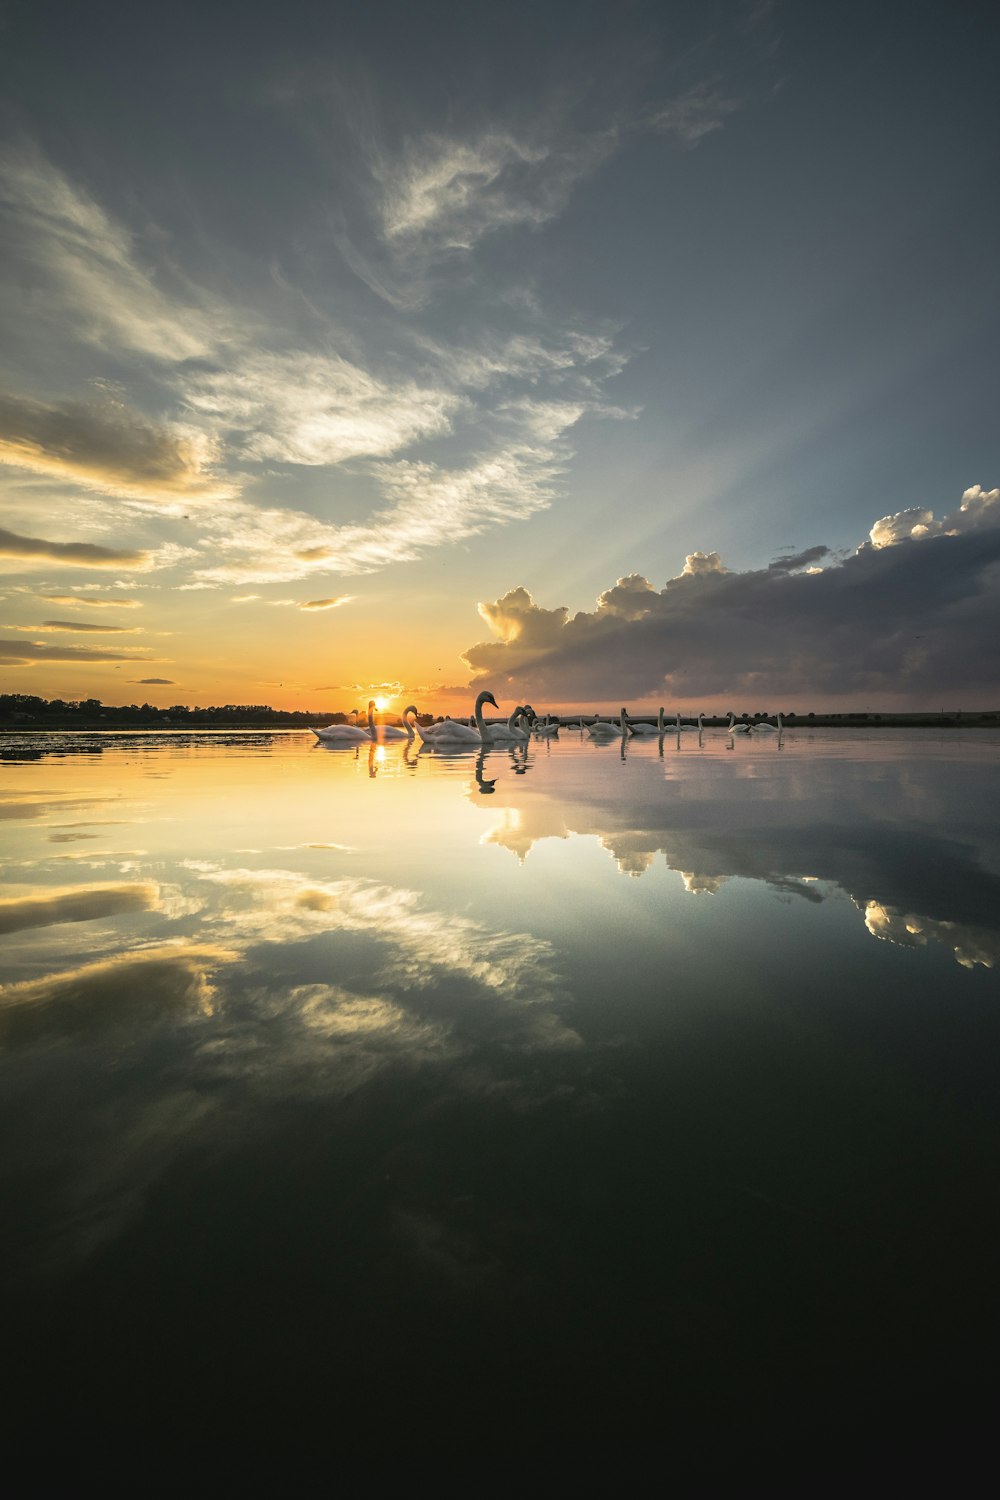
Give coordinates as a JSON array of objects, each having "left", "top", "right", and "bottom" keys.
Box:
[{"left": 2, "top": 711, "right": 999, "bottom": 733}]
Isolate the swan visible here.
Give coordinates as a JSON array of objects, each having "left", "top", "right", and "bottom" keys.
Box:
[
  {"left": 533, "top": 714, "right": 560, "bottom": 737},
  {"left": 405, "top": 691, "right": 499, "bottom": 743},
  {"left": 365, "top": 700, "right": 413, "bottom": 742},
  {"left": 629, "top": 708, "right": 666, "bottom": 737},
  {"left": 725, "top": 712, "right": 752, "bottom": 735},
  {"left": 484, "top": 706, "right": 531, "bottom": 743},
  {"left": 677, "top": 711, "right": 704, "bottom": 733},
  {"left": 588, "top": 707, "right": 629, "bottom": 739},
  {"left": 754, "top": 712, "right": 783, "bottom": 734},
  {"left": 404, "top": 706, "right": 456, "bottom": 745},
  {"left": 313, "top": 707, "right": 370, "bottom": 744}
]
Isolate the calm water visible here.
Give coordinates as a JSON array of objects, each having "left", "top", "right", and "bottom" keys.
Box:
[{"left": 2, "top": 727, "right": 999, "bottom": 1477}]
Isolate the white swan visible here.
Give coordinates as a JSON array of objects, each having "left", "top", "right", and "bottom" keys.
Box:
[
  {"left": 725, "top": 712, "right": 752, "bottom": 735},
  {"left": 313, "top": 707, "right": 370, "bottom": 744},
  {"left": 754, "top": 712, "right": 783, "bottom": 734},
  {"left": 403, "top": 706, "right": 443, "bottom": 745},
  {"left": 482, "top": 706, "right": 531, "bottom": 743},
  {"left": 629, "top": 708, "right": 666, "bottom": 737},
  {"left": 365, "top": 699, "right": 413, "bottom": 742},
  {"left": 406, "top": 691, "right": 499, "bottom": 743},
  {"left": 533, "top": 714, "right": 560, "bottom": 737},
  {"left": 677, "top": 711, "right": 704, "bottom": 733},
  {"left": 588, "top": 707, "right": 629, "bottom": 739}
]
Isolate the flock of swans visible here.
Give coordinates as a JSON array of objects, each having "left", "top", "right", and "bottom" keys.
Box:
[{"left": 314, "top": 697, "right": 784, "bottom": 746}]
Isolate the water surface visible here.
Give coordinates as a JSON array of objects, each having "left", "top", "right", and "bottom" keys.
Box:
[{"left": 2, "top": 727, "right": 998, "bottom": 1476}]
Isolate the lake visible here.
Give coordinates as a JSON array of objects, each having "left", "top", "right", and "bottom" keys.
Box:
[{"left": 2, "top": 726, "right": 998, "bottom": 1480}]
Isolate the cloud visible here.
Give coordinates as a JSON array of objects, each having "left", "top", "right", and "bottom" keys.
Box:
[
  {"left": 0, "top": 638, "right": 157, "bottom": 665},
  {"left": 0, "top": 943, "right": 233, "bottom": 1047},
  {"left": 0, "top": 525, "right": 150, "bottom": 570},
  {"left": 0, "top": 390, "right": 232, "bottom": 502},
  {"left": 867, "top": 485, "right": 1000, "bottom": 549},
  {"left": 376, "top": 127, "right": 617, "bottom": 261},
  {"left": 646, "top": 82, "right": 741, "bottom": 145},
  {"left": 462, "top": 492, "right": 1000, "bottom": 702},
  {"left": 38, "top": 594, "right": 142, "bottom": 608},
  {"left": 133, "top": 677, "right": 174, "bottom": 685},
  {"left": 301, "top": 596, "right": 352, "bottom": 610},
  {"left": 768, "top": 546, "right": 830, "bottom": 574},
  {"left": 1, "top": 142, "right": 635, "bottom": 590},
  {"left": 34, "top": 619, "right": 139, "bottom": 633},
  {"left": 183, "top": 351, "right": 463, "bottom": 467},
  {"left": 186, "top": 425, "right": 582, "bottom": 585},
  {"left": 0, "top": 882, "right": 159, "bottom": 935},
  {"left": 0, "top": 145, "right": 215, "bottom": 361}
]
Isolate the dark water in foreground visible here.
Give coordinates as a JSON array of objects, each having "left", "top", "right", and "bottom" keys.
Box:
[{"left": 2, "top": 728, "right": 999, "bottom": 1479}]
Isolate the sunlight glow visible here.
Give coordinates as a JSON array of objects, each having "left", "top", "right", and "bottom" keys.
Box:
[{"left": 374, "top": 696, "right": 390, "bottom": 711}]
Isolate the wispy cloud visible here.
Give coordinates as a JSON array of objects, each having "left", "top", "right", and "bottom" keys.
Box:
[
  {"left": 38, "top": 593, "right": 142, "bottom": 608},
  {"left": 183, "top": 351, "right": 463, "bottom": 467},
  {"left": 0, "top": 525, "right": 150, "bottom": 570},
  {"left": 0, "top": 390, "right": 233, "bottom": 503},
  {"left": 301, "top": 596, "right": 352, "bottom": 610},
  {"left": 0, "top": 145, "right": 216, "bottom": 362},
  {"left": 0, "top": 638, "right": 159, "bottom": 665},
  {"left": 0, "top": 882, "right": 159, "bottom": 936},
  {"left": 2, "top": 620, "right": 140, "bottom": 634}
]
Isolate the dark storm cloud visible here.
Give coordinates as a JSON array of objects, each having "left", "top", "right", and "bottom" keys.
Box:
[
  {"left": 463, "top": 524, "right": 1000, "bottom": 701},
  {"left": 768, "top": 545, "right": 830, "bottom": 573}
]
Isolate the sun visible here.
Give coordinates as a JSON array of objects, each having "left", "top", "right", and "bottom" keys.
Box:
[{"left": 373, "top": 695, "right": 390, "bottom": 712}]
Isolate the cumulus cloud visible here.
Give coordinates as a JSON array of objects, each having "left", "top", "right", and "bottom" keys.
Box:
[
  {"left": 0, "top": 390, "right": 232, "bottom": 502},
  {"left": 867, "top": 485, "right": 1000, "bottom": 549},
  {"left": 0, "top": 525, "right": 150, "bottom": 570},
  {"left": 462, "top": 491, "right": 1000, "bottom": 703}
]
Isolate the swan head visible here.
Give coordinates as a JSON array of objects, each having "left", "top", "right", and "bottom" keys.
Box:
[{"left": 476, "top": 690, "right": 499, "bottom": 711}]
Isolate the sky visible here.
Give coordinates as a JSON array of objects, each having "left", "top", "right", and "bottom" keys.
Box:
[{"left": 1, "top": 0, "right": 998, "bottom": 713}]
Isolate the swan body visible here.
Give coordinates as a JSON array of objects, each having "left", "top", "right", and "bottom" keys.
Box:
[
  {"left": 677, "top": 712, "right": 704, "bottom": 733},
  {"left": 313, "top": 707, "right": 370, "bottom": 744},
  {"left": 629, "top": 708, "right": 666, "bottom": 737},
  {"left": 725, "top": 712, "right": 752, "bottom": 735},
  {"left": 484, "top": 706, "right": 531, "bottom": 743},
  {"left": 754, "top": 713, "right": 783, "bottom": 734},
  {"left": 588, "top": 707, "right": 629, "bottom": 739},
  {"left": 406, "top": 691, "right": 499, "bottom": 744},
  {"left": 533, "top": 714, "right": 560, "bottom": 737},
  {"left": 365, "top": 700, "right": 413, "bottom": 741}
]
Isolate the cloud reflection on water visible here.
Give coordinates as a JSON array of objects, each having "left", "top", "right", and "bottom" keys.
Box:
[{"left": 478, "top": 741, "right": 1000, "bottom": 968}]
